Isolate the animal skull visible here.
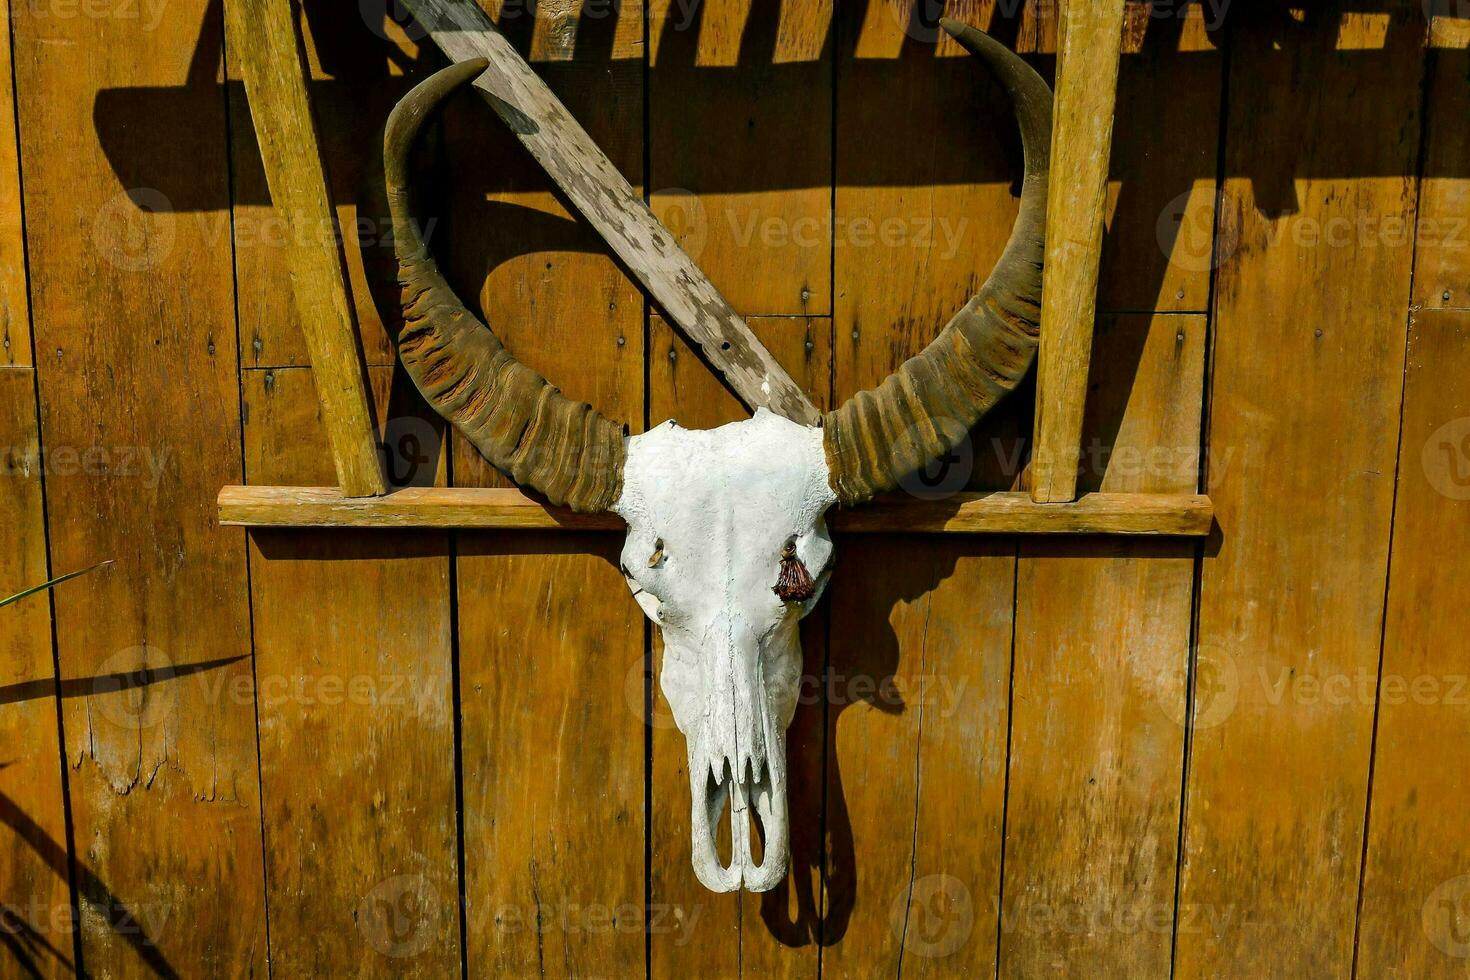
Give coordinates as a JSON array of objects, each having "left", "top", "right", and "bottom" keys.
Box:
[
  {"left": 379, "top": 20, "right": 1051, "bottom": 892},
  {"left": 614, "top": 411, "right": 835, "bottom": 891}
]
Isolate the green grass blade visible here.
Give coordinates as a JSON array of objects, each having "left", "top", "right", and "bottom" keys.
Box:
[{"left": 0, "top": 560, "right": 113, "bottom": 610}]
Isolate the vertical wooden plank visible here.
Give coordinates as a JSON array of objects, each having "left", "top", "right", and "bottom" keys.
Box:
[
  {"left": 1357, "top": 310, "right": 1470, "bottom": 976},
  {"left": 0, "top": 0, "right": 28, "bottom": 366},
  {"left": 12, "top": 0, "right": 270, "bottom": 973},
  {"left": 825, "top": 3, "right": 1025, "bottom": 974},
  {"left": 1028, "top": 0, "right": 1126, "bottom": 504},
  {"left": 242, "top": 366, "right": 459, "bottom": 977},
  {"left": 457, "top": 533, "right": 646, "bottom": 976},
  {"left": 646, "top": 315, "right": 830, "bottom": 979},
  {"left": 1100, "top": 4, "right": 1222, "bottom": 314},
  {"left": 0, "top": 369, "right": 74, "bottom": 978},
  {"left": 224, "top": 0, "right": 386, "bottom": 497},
  {"left": 1410, "top": 17, "right": 1470, "bottom": 311},
  {"left": 1175, "top": 6, "right": 1425, "bottom": 976},
  {"left": 823, "top": 540, "right": 1014, "bottom": 979},
  {"left": 648, "top": 0, "right": 832, "bottom": 316},
  {"left": 448, "top": 3, "right": 646, "bottom": 975},
  {"left": 999, "top": 313, "right": 1205, "bottom": 976},
  {"left": 0, "top": 1, "right": 69, "bottom": 968}
]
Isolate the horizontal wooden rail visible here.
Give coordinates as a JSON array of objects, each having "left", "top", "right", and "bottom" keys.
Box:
[{"left": 219, "top": 486, "right": 1214, "bottom": 536}]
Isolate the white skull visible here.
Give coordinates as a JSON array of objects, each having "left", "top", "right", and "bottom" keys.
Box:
[{"left": 613, "top": 408, "right": 837, "bottom": 892}]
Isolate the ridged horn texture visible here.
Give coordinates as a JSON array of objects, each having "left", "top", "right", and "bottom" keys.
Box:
[
  {"left": 822, "top": 20, "right": 1053, "bottom": 507},
  {"left": 384, "top": 59, "right": 627, "bottom": 513}
]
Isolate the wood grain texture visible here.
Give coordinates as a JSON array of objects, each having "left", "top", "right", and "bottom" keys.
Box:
[
  {"left": 1175, "top": 7, "right": 1425, "bottom": 976},
  {"left": 1000, "top": 312, "right": 1205, "bottom": 975},
  {"left": 822, "top": 540, "right": 1015, "bottom": 977},
  {"left": 218, "top": 484, "right": 1213, "bottom": 536},
  {"left": 456, "top": 533, "right": 646, "bottom": 976},
  {"left": 1357, "top": 309, "right": 1470, "bottom": 976},
  {"left": 1100, "top": 4, "right": 1222, "bottom": 314},
  {"left": 448, "top": 5, "right": 646, "bottom": 974},
  {"left": 824, "top": 3, "right": 1028, "bottom": 973},
  {"left": 224, "top": 0, "right": 386, "bottom": 497},
  {"left": 229, "top": 8, "right": 425, "bottom": 368},
  {"left": 1412, "top": 17, "right": 1470, "bottom": 310},
  {"left": 648, "top": 0, "right": 832, "bottom": 316},
  {"left": 243, "top": 365, "right": 459, "bottom": 977},
  {"left": 404, "top": 0, "right": 821, "bottom": 426},
  {"left": 12, "top": 0, "right": 269, "bottom": 972},
  {"left": 1028, "top": 0, "right": 1126, "bottom": 504},
  {"left": 647, "top": 315, "right": 831, "bottom": 978},
  {"left": 0, "top": 0, "right": 28, "bottom": 367},
  {"left": 834, "top": 2, "right": 1037, "bottom": 466},
  {"left": 0, "top": 369, "right": 73, "bottom": 979}
]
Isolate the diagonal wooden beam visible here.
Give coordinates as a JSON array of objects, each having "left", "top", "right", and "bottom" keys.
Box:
[
  {"left": 225, "top": 0, "right": 388, "bottom": 496},
  {"left": 1029, "top": 0, "right": 1127, "bottom": 503},
  {"left": 401, "top": 0, "right": 821, "bottom": 427}
]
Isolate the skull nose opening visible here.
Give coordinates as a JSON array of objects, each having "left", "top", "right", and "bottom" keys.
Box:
[{"left": 689, "top": 752, "right": 789, "bottom": 893}]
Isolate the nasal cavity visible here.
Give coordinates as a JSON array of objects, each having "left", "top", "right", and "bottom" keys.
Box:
[{"left": 706, "top": 764, "right": 735, "bottom": 871}]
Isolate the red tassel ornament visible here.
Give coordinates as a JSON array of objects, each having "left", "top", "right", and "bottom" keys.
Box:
[{"left": 774, "top": 542, "right": 816, "bottom": 602}]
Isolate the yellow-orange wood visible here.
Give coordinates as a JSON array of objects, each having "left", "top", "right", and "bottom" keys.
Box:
[
  {"left": 1000, "top": 312, "right": 1206, "bottom": 974},
  {"left": 648, "top": 1, "right": 833, "bottom": 317},
  {"left": 242, "top": 365, "right": 461, "bottom": 977},
  {"left": 1175, "top": 8, "right": 1425, "bottom": 976},
  {"left": 228, "top": 10, "right": 425, "bottom": 369},
  {"left": 1357, "top": 310, "right": 1470, "bottom": 972},
  {"left": 1028, "top": 0, "right": 1126, "bottom": 504},
  {"left": 1099, "top": 4, "right": 1222, "bottom": 314},
  {"left": 406, "top": 0, "right": 821, "bottom": 427},
  {"left": 1412, "top": 17, "right": 1470, "bottom": 311},
  {"left": 224, "top": 0, "right": 386, "bottom": 496},
  {"left": 447, "top": 4, "right": 647, "bottom": 973},
  {"left": 0, "top": 0, "right": 28, "bottom": 367},
  {"left": 218, "top": 484, "right": 1213, "bottom": 536},
  {"left": 0, "top": 370, "right": 72, "bottom": 979},
  {"left": 825, "top": 3, "right": 1029, "bottom": 972},
  {"left": 12, "top": 0, "right": 269, "bottom": 971}
]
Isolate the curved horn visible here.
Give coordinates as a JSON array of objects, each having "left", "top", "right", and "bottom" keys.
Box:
[
  {"left": 822, "top": 21, "right": 1052, "bottom": 507},
  {"left": 384, "top": 59, "right": 627, "bottom": 513}
]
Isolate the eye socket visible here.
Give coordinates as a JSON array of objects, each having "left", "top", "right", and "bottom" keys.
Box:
[
  {"left": 648, "top": 537, "right": 665, "bottom": 568},
  {"left": 774, "top": 534, "right": 818, "bottom": 603}
]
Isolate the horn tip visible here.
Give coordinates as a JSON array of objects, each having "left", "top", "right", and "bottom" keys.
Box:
[{"left": 938, "top": 17, "right": 970, "bottom": 40}]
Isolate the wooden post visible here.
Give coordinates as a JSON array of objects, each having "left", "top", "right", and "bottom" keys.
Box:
[
  {"left": 224, "top": 0, "right": 388, "bottom": 496},
  {"left": 1029, "top": 0, "right": 1126, "bottom": 503},
  {"left": 402, "top": 0, "right": 822, "bottom": 427}
]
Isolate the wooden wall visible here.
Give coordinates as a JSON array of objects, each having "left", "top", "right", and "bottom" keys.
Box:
[{"left": 1, "top": 1, "right": 1465, "bottom": 976}]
